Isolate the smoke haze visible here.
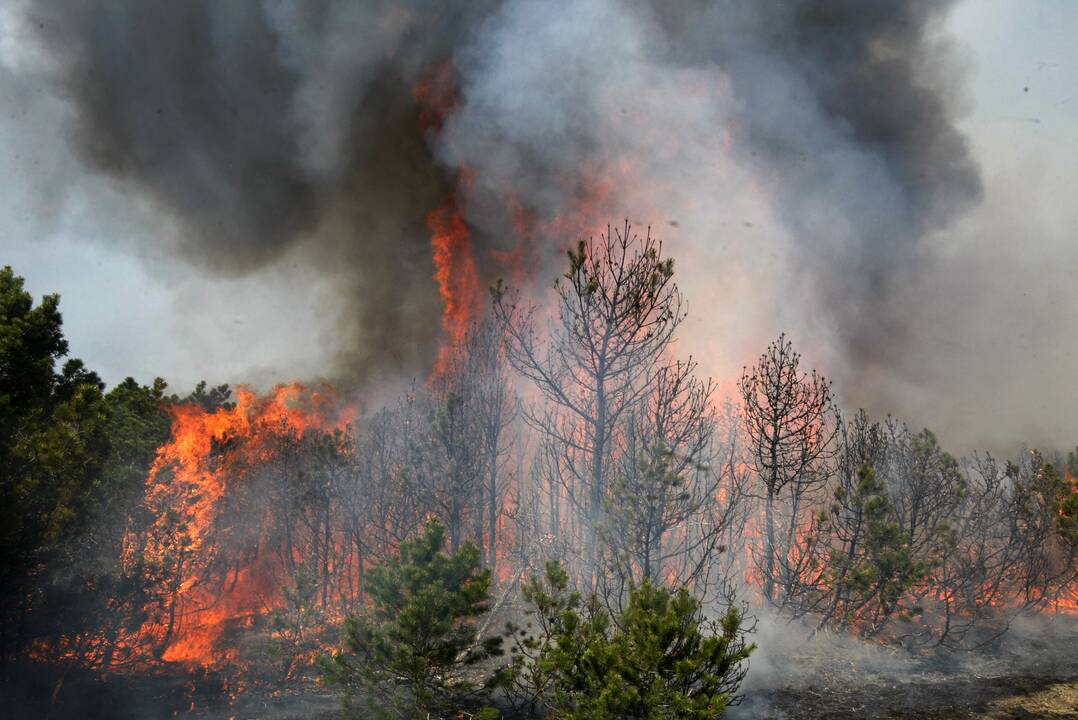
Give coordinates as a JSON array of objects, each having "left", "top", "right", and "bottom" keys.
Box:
[{"left": 1, "top": 0, "right": 1076, "bottom": 450}]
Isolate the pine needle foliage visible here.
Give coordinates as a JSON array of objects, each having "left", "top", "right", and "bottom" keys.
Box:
[
  {"left": 322, "top": 518, "right": 503, "bottom": 719},
  {"left": 506, "top": 561, "right": 755, "bottom": 719}
]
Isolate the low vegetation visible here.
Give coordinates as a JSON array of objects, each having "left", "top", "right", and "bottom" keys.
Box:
[
  {"left": 505, "top": 561, "right": 754, "bottom": 720},
  {"left": 322, "top": 519, "right": 503, "bottom": 719}
]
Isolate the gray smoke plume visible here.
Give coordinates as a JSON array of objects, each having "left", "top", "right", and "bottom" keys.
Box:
[
  {"left": 11, "top": 0, "right": 987, "bottom": 416},
  {"left": 23, "top": 0, "right": 498, "bottom": 386},
  {"left": 702, "top": 0, "right": 984, "bottom": 383},
  {"left": 438, "top": 0, "right": 982, "bottom": 406}
]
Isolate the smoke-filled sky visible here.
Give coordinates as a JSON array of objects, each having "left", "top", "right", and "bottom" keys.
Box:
[{"left": 2, "top": 0, "right": 1076, "bottom": 452}]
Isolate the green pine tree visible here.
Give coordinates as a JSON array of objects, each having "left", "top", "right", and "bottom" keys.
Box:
[
  {"left": 322, "top": 518, "right": 504, "bottom": 719},
  {"left": 507, "top": 561, "right": 755, "bottom": 719}
]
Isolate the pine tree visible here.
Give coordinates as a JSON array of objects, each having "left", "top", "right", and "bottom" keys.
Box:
[
  {"left": 507, "top": 561, "right": 755, "bottom": 719},
  {"left": 322, "top": 519, "right": 503, "bottom": 719}
]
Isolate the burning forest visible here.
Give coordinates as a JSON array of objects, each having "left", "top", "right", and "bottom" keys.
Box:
[{"left": 2, "top": 1, "right": 1078, "bottom": 719}]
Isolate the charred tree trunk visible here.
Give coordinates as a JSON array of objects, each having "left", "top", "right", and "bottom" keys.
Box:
[
  {"left": 588, "top": 374, "right": 608, "bottom": 588},
  {"left": 487, "top": 460, "right": 498, "bottom": 575},
  {"left": 764, "top": 484, "right": 776, "bottom": 604},
  {"left": 355, "top": 528, "right": 366, "bottom": 609},
  {"left": 321, "top": 500, "right": 332, "bottom": 610}
]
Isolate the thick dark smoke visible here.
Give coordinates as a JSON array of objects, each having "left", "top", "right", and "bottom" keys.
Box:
[
  {"left": 26, "top": 1, "right": 496, "bottom": 386},
  {"left": 18, "top": 0, "right": 980, "bottom": 398}
]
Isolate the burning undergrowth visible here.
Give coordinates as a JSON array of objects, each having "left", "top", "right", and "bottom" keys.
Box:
[{"left": 125, "top": 384, "right": 356, "bottom": 670}]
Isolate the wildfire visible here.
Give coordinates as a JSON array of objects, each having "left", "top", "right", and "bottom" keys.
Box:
[
  {"left": 413, "top": 62, "right": 486, "bottom": 380},
  {"left": 113, "top": 58, "right": 1077, "bottom": 677},
  {"left": 128, "top": 383, "right": 355, "bottom": 668},
  {"left": 412, "top": 60, "right": 458, "bottom": 134},
  {"left": 428, "top": 193, "right": 482, "bottom": 379}
]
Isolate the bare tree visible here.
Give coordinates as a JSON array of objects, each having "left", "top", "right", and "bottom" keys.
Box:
[
  {"left": 495, "top": 222, "right": 684, "bottom": 585},
  {"left": 351, "top": 390, "right": 431, "bottom": 580},
  {"left": 781, "top": 415, "right": 1078, "bottom": 648},
  {"left": 421, "top": 315, "right": 518, "bottom": 565},
  {"left": 464, "top": 316, "right": 518, "bottom": 575},
  {"left": 425, "top": 370, "right": 485, "bottom": 553},
  {"left": 739, "top": 333, "right": 837, "bottom": 605},
  {"left": 603, "top": 361, "right": 714, "bottom": 586},
  {"left": 600, "top": 359, "right": 746, "bottom": 605}
]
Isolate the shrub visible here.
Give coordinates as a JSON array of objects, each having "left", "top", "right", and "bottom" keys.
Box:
[
  {"left": 322, "top": 519, "right": 503, "bottom": 719},
  {"left": 507, "top": 561, "right": 755, "bottom": 719},
  {"left": 263, "top": 565, "right": 323, "bottom": 682}
]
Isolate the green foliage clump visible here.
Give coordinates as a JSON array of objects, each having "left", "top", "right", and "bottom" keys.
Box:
[
  {"left": 0, "top": 266, "right": 175, "bottom": 667},
  {"left": 507, "top": 561, "right": 755, "bottom": 720},
  {"left": 1031, "top": 457, "right": 1078, "bottom": 545},
  {"left": 249, "top": 565, "right": 325, "bottom": 683},
  {"left": 1, "top": 266, "right": 97, "bottom": 591},
  {"left": 826, "top": 466, "right": 928, "bottom": 621},
  {"left": 322, "top": 519, "right": 504, "bottom": 719}
]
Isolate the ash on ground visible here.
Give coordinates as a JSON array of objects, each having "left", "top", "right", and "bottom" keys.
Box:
[{"left": 731, "top": 614, "right": 1078, "bottom": 720}]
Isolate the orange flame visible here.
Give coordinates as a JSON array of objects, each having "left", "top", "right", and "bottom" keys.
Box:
[
  {"left": 129, "top": 383, "right": 355, "bottom": 667},
  {"left": 413, "top": 60, "right": 458, "bottom": 133},
  {"left": 413, "top": 62, "right": 487, "bottom": 379},
  {"left": 427, "top": 193, "right": 482, "bottom": 379}
]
